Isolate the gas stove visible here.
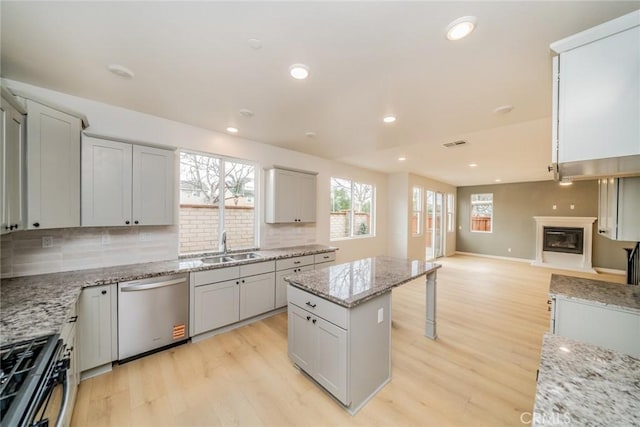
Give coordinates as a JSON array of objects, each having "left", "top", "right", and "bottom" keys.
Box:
[{"left": 0, "top": 335, "right": 62, "bottom": 427}]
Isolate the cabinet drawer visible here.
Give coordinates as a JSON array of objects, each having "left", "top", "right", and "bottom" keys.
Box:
[
  {"left": 240, "top": 260, "right": 275, "bottom": 277},
  {"left": 193, "top": 266, "right": 240, "bottom": 286},
  {"left": 277, "top": 255, "right": 314, "bottom": 271},
  {"left": 287, "top": 285, "right": 348, "bottom": 329},
  {"left": 314, "top": 252, "right": 336, "bottom": 264}
]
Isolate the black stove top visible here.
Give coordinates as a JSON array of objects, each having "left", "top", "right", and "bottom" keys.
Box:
[{"left": 0, "top": 335, "right": 59, "bottom": 426}]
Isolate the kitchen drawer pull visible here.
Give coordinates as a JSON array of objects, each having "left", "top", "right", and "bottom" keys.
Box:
[
  {"left": 305, "top": 302, "right": 316, "bottom": 308},
  {"left": 120, "top": 278, "right": 186, "bottom": 292},
  {"left": 323, "top": 255, "right": 330, "bottom": 259},
  {"left": 68, "top": 316, "right": 78, "bottom": 323},
  {"left": 294, "top": 261, "right": 301, "bottom": 265}
]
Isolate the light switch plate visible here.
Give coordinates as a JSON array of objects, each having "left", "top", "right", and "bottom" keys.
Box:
[
  {"left": 42, "top": 236, "right": 53, "bottom": 248},
  {"left": 377, "top": 307, "right": 384, "bottom": 323}
]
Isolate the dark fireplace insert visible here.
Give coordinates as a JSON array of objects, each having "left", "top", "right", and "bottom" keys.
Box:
[{"left": 543, "top": 226, "right": 584, "bottom": 255}]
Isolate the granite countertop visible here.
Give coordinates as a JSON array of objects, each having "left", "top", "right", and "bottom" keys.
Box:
[
  {"left": 285, "top": 256, "right": 441, "bottom": 308},
  {"left": 549, "top": 274, "right": 640, "bottom": 314},
  {"left": 533, "top": 333, "right": 640, "bottom": 427},
  {"left": 0, "top": 244, "right": 336, "bottom": 346}
]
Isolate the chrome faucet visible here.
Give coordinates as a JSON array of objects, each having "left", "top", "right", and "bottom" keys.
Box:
[{"left": 219, "top": 230, "right": 228, "bottom": 254}]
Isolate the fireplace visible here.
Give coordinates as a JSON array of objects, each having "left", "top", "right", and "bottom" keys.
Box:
[
  {"left": 532, "top": 216, "right": 596, "bottom": 273},
  {"left": 543, "top": 227, "right": 584, "bottom": 254}
]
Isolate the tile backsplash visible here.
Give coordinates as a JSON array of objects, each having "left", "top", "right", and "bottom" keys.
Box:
[
  {"left": 1, "top": 226, "right": 178, "bottom": 278},
  {"left": 260, "top": 223, "right": 317, "bottom": 249}
]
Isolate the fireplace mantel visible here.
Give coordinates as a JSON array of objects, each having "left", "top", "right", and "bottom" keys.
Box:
[{"left": 532, "top": 216, "right": 597, "bottom": 273}]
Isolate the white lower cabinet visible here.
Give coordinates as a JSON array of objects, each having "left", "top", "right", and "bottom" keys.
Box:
[
  {"left": 552, "top": 296, "right": 640, "bottom": 357},
  {"left": 191, "top": 261, "right": 276, "bottom": 337},
  {"left": 240, "top": 272, "right": 276, "bottom": 320},
  {"left": 314, "top": 252, "right": 337, "bottom": 270},
  {"left": 78, "top": 284, "right": 117, "bottom": 378},
  {"left": 288, "top": 284, "right": 391, "bottom": 414},
  {"left": 194, "top": 279, "right": 240, "bottom": 334},
  {"left": 275, "top": 265, "right": 314, "bottom": 308}
]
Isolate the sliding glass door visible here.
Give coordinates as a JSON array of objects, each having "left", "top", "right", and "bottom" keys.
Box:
[{"left": 426, "top": 190, "right": 444, "bottom": 260}]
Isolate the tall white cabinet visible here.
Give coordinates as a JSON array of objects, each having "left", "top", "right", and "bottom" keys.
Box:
[
  {"left": 597, "top": 177, "right": 640, "bottom": 241},
  {"left": 1, "top": 92, "right": 26, "bottom": 234},
  {"left": 81, "top": 135, "right": 175, "bottom": 226},
  {"left": 265, "top": 167, "right": 317, "bottom": 223},
  {"left": 26, "top": 100, "right": 81, "bottom": 229},
  {"left": 78, "top": 284, "right": 117, "bottom": 377}
]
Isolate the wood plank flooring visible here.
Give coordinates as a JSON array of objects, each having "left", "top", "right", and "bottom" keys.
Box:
[{"left": 71, "top": 255, "right": 625, "bottom": 426}]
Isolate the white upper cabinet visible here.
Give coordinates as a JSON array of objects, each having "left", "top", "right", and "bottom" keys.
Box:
[
  {"left": 551, "top": 11, "right": 640, "bottom": 178},
  {"left": 265, "top": 167, "right": 317, "bottom": 223},
  {"left": 1, "top": 93, "right": 26, "bottom": 234},
  {"left": 132, "top": 144, "right": 175, "bottom": 226},
  {"left": 82, "top": 135, "right": 175, "bottom": 227},
  {"left": 26, "top": 100, "right": 81, "bottom": 230}
]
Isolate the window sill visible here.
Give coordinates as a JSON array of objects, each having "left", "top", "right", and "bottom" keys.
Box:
[{"left": 330, "top": 235, "right": 376, "bottom": 242}]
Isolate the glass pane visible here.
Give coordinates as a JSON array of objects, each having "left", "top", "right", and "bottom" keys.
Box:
[
  {"left": 471, "top": 193, "right": 492, "bottom": 232},
  {"left": 412, "top": 187, "right": 422, "bottom": 235},
  {"left": 330, "top": 178, "right": 352, "bottom": 239},
  {"left": 179, "top": 152, "right": 221, "bottom": 253},
  {"left": 224, "top": 160, "right": 255, "bottom": 249},
  {"left": 447, "top": 193, "right": 455, "bottom": 232},
  {"left": 353, "top": 183, "right": 373, "bottom": 236}
]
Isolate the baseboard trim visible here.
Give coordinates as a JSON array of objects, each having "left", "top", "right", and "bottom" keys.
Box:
[
  {"left": 454, "top": 251, "right": 533, "bottom": 263},
  {"left": 594, "top": 267, "right": 626, "bottom": 276}
]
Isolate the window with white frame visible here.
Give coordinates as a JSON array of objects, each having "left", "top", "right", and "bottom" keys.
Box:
[
  {"left": 330, "top": 178, "right": 375, "bottom": 239},
  {"left": 470, "top": 193, "right": 493, "bottom": 233},
  {"left": 412, "top": 186, "right": 423, "bottom": 236},
  {"left": 447, "top": 193, "right": 455, "bottom": 232},
  {"left": 179, "top": 151, "right": 257, "bottom": 253}
]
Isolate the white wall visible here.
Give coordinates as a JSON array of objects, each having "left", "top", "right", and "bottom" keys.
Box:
[{"left": 1, "top": 79, "right": 389, "bottom": 275}]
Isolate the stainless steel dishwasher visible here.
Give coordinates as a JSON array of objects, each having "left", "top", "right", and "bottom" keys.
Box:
[{"left": 118, "top": 273, "right": 189, "bottom": 361}]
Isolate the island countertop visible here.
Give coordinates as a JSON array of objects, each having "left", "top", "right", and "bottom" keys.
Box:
[
  {"left": 533, "top": 333, "right": 640, "bottom": 427},
  {"left": 285, "top": 256, "right": 441, "bottom": 308},
  {"left": 549, "top": 274, "right": 640, "bottom": 314}
]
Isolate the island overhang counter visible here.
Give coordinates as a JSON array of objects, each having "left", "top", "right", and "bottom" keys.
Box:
[{"left": 284, "top": 256, "right": 441, "bottom": 415}]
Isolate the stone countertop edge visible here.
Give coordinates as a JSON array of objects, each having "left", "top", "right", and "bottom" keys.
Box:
[
  {"left": 532, "top": 333, "right": 640, "bottom": 427},
  {"left": 549, "top": 273, "right": 640, "bottom": 314},
  {"left": 0, "top": 244, "right": 336, "bottom": 346},
  {"left": 285, "top": 259, "right": 441, "bottom": 308}
]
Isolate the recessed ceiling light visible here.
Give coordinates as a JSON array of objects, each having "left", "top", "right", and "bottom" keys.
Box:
[
  {"left": 305, "top": 132, "right": 316, "bottom": 138},
  {"left": 383, "top": 116, "right": 396, "bottom": 124},
  {"left": 398, "top": 156, "right": 407, "bottom": 161},
  {"left": 239, "top": 109, "right": 254, "bottom": 118},
  {"left": 469, "top": 163, "right": 478, "bottom": 167},
  {"left": 106, "top": 64, "right": 134, "bottom": 79},
  {"left": 289, "top": 64, "right": 310, "bottom": 80},
  {"left": 247, "top": 38, "right": 263, "bottom": 50},
  {"left": 226, "top": 127, "right": 239, "bottom": 134},
  {"left": 493, "top": 105, "right": 514, "bottom": 115},
  {"left": 446, "top": 16, "right": 477, "bottom": 41}
]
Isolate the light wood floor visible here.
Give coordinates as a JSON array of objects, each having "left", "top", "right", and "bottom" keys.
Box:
[{"left": 71, "top": 255, "right": 625, "bottom": 427}]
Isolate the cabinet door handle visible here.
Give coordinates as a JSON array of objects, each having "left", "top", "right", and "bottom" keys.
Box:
[
  {"left": 101, "top": 290, "right": 107, "bottom": 295},
  {"left": 236, "top": 281, "right": 240, "bottom": 285},
  {"left": 547, "top": 299, "right": 552, "bottom": 305},
  {"left": 134, "top": 220, "right": 139, "bottom": 225},
  {"left": 68, "top": 316, "right": 78, "bottom": 323},
  {"left": 548, "top": 306, "right": 551, "bottom": 312},
  {"left": 306, "top": 316, "right": 311, "bottom": 321},
  {"left": 33, "top": 222, "right": 40, "bottom": 228},
  {"left": 305, "top": 302, "right": 316, "bottom": 308},
  {"left": 125, "top": 220, "right": 130, "bottom": 225},
  {"left": 598, "top": 229, "right": 606, "bottom": 233},
  {"left": 312, "top": 319, "right": 316, "bottom": 324},
  {"left": 242, "top": 279, "right": 245, "bottom": 283}
]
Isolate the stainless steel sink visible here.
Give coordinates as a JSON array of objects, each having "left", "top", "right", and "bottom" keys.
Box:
[
  {"left": 226, "top": 252, "right": 261, "bottom": 261},
  {"left": 200, "top": 255, "right": 234, "bottom": 264}
]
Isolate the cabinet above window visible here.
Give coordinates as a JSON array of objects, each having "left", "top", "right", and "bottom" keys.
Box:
[{"left": 265, "top": 167, "right": 317, "bottom": 224}]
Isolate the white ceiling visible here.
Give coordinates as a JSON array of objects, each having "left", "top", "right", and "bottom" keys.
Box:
[{"left": 2, "top": 1, "right": 638, "bottom": 186}]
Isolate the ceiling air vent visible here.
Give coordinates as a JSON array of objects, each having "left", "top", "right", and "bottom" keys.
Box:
[{"left": 443, "top": 140, "right": 467, "bottom": 148}]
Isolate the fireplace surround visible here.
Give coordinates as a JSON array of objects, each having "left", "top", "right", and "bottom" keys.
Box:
[{"left": 532, "top": 217, "right": 596, "bottom": 272}]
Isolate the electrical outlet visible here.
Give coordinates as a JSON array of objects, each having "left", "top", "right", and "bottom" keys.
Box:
[
  {"left": 377, "top": 308, "right": 384, "bottom": 323},
  {"left": 570, "top": 204, "right": 575, "bottom": 210},
  {"left": 42, "top": 236, "right": 53, "bottom": 248},
  {"left": 552, "top": 205, "right": 557, "bottom": 210},
  {"left": 101, "top": 232, "right": 110, "bottom": 245},
  {"left": 508, "top": 248, "right": 512, "bottom": 253}
]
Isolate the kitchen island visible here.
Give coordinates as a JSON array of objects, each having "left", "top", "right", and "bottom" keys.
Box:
[{"left": 285, "top": 256, "right": 441, "bottom": 414}]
